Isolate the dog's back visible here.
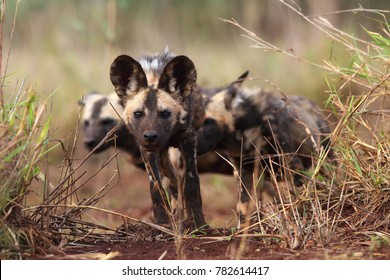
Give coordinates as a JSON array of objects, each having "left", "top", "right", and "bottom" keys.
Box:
[{"left": 232, "top": 90, "right": 330, "bottom": 170}]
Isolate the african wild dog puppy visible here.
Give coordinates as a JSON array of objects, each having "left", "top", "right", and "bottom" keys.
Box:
[
  {"left": 197, "top": 76, "right": 332, "bottom": 221},
  {"left": 80, "top": 92, "right": 144, "bottom": 168},
  {"left": 110, "top": 49, "right": 206, "bottom": 228}
]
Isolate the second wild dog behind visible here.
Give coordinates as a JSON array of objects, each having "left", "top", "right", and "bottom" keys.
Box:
[
  {"left": 79, "top": 92, "right": 144, "bottom": 168},
  {"left": 110, "top": 49, "right": 206, "bottom": 229},
  {"left": 197, "top": 76, "right": 332, "bottom": 222}
]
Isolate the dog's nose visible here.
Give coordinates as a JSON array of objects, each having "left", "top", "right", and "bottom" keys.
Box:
[{"left": 143, "top": 131, "right": 158, "bottom": 142}]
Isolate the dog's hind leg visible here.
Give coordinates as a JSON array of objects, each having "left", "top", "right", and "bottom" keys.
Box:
[
  {"left": 234, "top": 161, "right": 254, "bottom": 226},
  {"left": 290, "top": 156, "right": 306, "bottom": 187}
]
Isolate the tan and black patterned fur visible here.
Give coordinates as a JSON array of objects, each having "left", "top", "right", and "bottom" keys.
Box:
[
  {"left": 197, "top": 75, "right": 332, "bottom": 222},
  {"left": 110, "top": 49, "right": 206, "bottom": 229}
]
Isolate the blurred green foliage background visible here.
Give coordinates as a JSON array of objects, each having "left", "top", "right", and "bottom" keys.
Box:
[{"left": 2, "top": 0, "right": 388, "bottom": 151}]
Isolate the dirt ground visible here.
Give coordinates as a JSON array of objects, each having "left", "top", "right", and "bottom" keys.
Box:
[
  {"left": 73, "top": 241, "right": 390, "bottom": 260},
  {"left": 30, "top": 231, "right": 390, "bottom": 260},
  {"left": 26, "top": 146, "right": 390, "bottom": 260}
]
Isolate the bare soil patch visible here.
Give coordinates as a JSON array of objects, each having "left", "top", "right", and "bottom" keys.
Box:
[{"left": 28, "top": 230, "right": 390, "bottom": 260}]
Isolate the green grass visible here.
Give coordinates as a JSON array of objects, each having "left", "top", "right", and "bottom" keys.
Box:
[{"left": 0, "top": 86, "right": 54, "bottom": 259}]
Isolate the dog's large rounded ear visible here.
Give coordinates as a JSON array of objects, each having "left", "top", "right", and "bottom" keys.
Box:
[
  {"left": 235, "top": 70, "right": 249, "bottom": 86},
  {"left": 158, "top": 55, "right": 197, "bottom": 99},
  {"left": 110, "top": 55, "right": 147, "bottom": 101},
  {"left": 224, "top": 70, "right": 249, "bottom": 110}
]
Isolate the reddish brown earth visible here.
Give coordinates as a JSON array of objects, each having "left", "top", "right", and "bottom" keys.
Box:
[{"left": 30, "top": 234, "right": 390, "bottom": 260}]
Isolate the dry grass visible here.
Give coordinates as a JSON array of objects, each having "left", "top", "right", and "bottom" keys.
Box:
[{"left": 223, "top": 0, "right": 390, "bottom": 252}]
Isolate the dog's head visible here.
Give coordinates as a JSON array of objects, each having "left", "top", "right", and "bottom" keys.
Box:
[
  {"left": 79, "top": 92, "right": 124, "bottom": 153},
  {"left": 110, "top": 52, "right": 197, "bottom": 151},
  {"left": 196, "top": 71, "right": 248, "bottom": 154}
]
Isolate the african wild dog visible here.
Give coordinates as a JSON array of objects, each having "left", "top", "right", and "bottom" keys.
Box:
[
  {"left": 197, "top": 76, "right": 332, "bottom": 221},
  {"left": 110, "top": 49, "right": 206, "bottom": 228},
  {"left": 80, "top": 92, "right": 144, "bottom": 168}
]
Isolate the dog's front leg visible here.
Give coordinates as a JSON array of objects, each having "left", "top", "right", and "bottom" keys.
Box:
[
  {"left": 180, "top": 129, "right": 206, "bottom": 229},
  {"left": 141, "top": 150, "right": 170, "bottom": 225},
  {"left": 159, "top": 149, "right": 180, "bottom": 212}
]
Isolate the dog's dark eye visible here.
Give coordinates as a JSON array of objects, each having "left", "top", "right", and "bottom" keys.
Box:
[
  {"left": 160, "top": 110, "right": 171, "bottom": 119},
  {"left": 84, "top": 120, "right": 90, "bottom": 127},
  {"left": 203, "top": 118, "right": 216, "bottom": 125},
  {"left": 101, "top": 118, "right": 115, "bottom": 126},
  {"left": 134, "top": 111, "right": 144, "bottom": 119}
]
